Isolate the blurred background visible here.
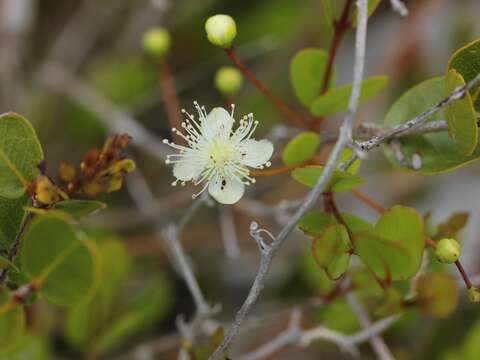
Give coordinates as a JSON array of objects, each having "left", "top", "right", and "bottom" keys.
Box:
[{"left": 2, "top": 0, "right": 480, "bottom": 358}]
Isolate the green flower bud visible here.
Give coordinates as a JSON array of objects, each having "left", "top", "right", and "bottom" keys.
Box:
[
  {"left": 214, "top": 66, "right": 243, "bottom": 96},
  {"left": 468, "top": 287, "right": 480, "bottom": 303},
  {"left": 205, "top": 14, "right": 237, "bottom": 48},
  {"left": 435, "top": 238, "right": 461, "bottom": 264},
  {"left": 142, "top": 27, "right": 171, "bottom": 58}
]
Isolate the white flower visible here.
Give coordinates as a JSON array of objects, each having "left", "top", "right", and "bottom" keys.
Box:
[{"left": 163, "top": 102, "right": 273, "bottom": 204}]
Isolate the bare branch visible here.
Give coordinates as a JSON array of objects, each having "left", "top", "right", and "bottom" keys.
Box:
[
  {"left": 239, "top": 309, "right": 399, "bottom": 360},
  {"left": 347, "top": 294, "right": 395, "bottom": 360},
  {"left": 208, "top": 1, "right": 369, "bottom": 358}
]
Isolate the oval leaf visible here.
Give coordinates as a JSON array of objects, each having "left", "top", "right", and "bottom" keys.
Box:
[
  {"left": 0, "top": 113, "right": 44, "bottom": 199},
  {"left": 447, "top": 38, "right": 480, "bottom": 110},
  {"left": 282, "top": 132, "right": 320, "bottom": 165},
  {"left": 290, "top": 48, "right": 334, "bottom": 106},
  {"left": 292, "top": 165, "right": 364, "bottom": 192},
  {"left": 444, "top": 69, "right": 478, "bottom": 155},
  {"left": 53, "top": 200, "right": 107, "bottom": 221},
  {"left": 312, "top": 224, "right": 351, "bottom": 280},
  {"left": 0, "top": 195, "right": 28, "bottom": 252},
  {"left": 20, "top": 216, "right": 99, "bottom": 306},
  {"left": 383, "top": 77, "right": 480, "bottom": 173},
  {"left": 310, "top": 76, "right": 388, "bottom": 117}
]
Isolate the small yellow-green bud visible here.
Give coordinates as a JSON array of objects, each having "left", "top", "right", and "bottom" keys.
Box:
[
  {"left": 435, "top": 238, "right": 461, "bottom": 264},
  {"left": 214, "top": 66, "right": 243, "bottom": 96},
  {"left": 142, "top": 27, "right": 171, "bottom": 58},
  {"left": 468, "top": 287, "right": 480, "bottom": 303},
  {"left": 205, "top": 14, "right": 237, "bottom": 48}
]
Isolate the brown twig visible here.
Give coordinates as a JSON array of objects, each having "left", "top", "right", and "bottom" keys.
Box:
[
  {"left": 158, "top": 60, "right": 183, "bottom": 144},
  {"left": 350, "top": 188, "right": 387, "bottom": 214},
  {"left": 225, "top": 47, "right": 311, "bottom": 129}
]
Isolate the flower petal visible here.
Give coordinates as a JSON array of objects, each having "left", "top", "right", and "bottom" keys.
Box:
[
  {"left": 237, "top": 139, "right": 274, "bottom": 168},
  {"left": 173, "top": 156, "right": 205, "bottom": 181},
  {"left": 203, "top": 107, "right": 234, "bottom": 139},
  {"left": 208, "top": 176, "right": 244, "bottom": 204}
]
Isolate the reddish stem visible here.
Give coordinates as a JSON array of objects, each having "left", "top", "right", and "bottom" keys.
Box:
[
  {"left": 455, "top": 260, "right": 473, "bottom": 289},
  {"left": 159, "top": 60, "right": 183, "bottom": 144},
  {"left": 350, "top": 189, "right": 387, "bottom": 214},
  {"left": 225, "top": 48, "right": 311, "bottom": 129}
]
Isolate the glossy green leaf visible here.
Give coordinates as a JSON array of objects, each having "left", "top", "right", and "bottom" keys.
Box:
[
  {"left": 282, "top": 131, "right": 320, "bottom": 165},
  {"left": 312, "top": 224, "right": 351, "bottom": 279},
  {"left": 416, "top": 272, "right": 458, "bottom": 318},
  {"left": 53, "top": 200, "right": 107, "bottom": 221},
  {"left": 0, "top": 195, "right": 27, "bottom": 252},
  {"left": 383, "top": 77, "right": 480, "bottom": 173},
  {"left": 0, "top": 290, "right": 26, "bottom": 354},
  {"left": 292, "top": 165, "right": 364, "bottom": 192},
  {"left": 310, "top": 76, "right": 388, "bottom": 117},
  {"left": 290, "top": 48, "right": 335, "bottom": 106},
  {"left": 444, "top": 69, "right": 478, "bottom": 155},
  {"left": 356, "top": 206, "right": 425, "bottom": 281},
  {"left": 20, "top": 216, "right": 99, "bottom": 306},
  {"left": 447, "top": 38, "right": 480, "bottom": 110},
  {"left": 0, "top": 113, "right": 44, "bottom": 199}
]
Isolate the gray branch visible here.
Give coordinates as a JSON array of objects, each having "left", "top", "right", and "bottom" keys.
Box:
[{"left": 208, "top": 1, "right": 369, "bottom": 358}]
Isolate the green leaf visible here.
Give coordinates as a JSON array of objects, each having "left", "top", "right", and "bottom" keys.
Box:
[
  {"left": 53, "top": 200, "right": 107, "bottom": 221},
  {"left": 438, "top": 212, "right": 469, "bottom": 238},
  {"left": 90, "top": 274, "right": 174, "bottom": 356},
  {"left": 320, "top": 0, "right": 334, "bottom": 28},
  {"left": 290, "top": 48, "right": 335, "bottom": 106},
  {"left": 447, "top": 38, "right": 480, "bottom": 110},
  {"left": 352, "top": 0, "right": 382, "bottom": 27},
  {"left": 66, "top": 236, "right": 131, "bottom": 348},
  {"left": 0, "top": 335, "right": 51, "bottom": 360},
  {"left": 0, "top": 112, "right": 44, "bottom": 199},
  {"left": 338, "top": 148, "right": 361, "bottom": 174},
  {"left": 312, "top": 224, "right": 351, "bottom": 279},
  {"left": 356, "top": 206, "right": 425, "bottom": 281},
  {"left": 382, "top": 77, "right": 480, "bottom": 173},
  {"left": 310, "top": 76, "right": 388, "bottom": 117},
  {"left": 444, "top": 69, "right": 478, "bottom": 155},
  {"left": 20, "top": 215, "right": 99, "bottom": 306},
  {"left": 416, "top": 273, "right": 458, "bottom": 318},
  {"left": 292, "top": 165, "right": 364, "bottom": 192},
  {"left": 282, "top": 132, "right": 320, "bottom": 165},
  {"left": 0, "top": 195, "right": 28, "bottom": 252},
  {"left": 297, "top": 246, "right": 334, "bottom": 296},
  {"left": 299, "top": 211, "right": 373, "bottom": 236},
  {"left": 0, "top": 290, "right": 26, "bottom": 355}
]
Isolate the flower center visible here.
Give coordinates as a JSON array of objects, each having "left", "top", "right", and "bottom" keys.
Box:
[{"left": 209, "top": 140, "right": 235, "bottom": 169}]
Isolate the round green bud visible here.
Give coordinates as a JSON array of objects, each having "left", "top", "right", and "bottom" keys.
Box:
[
  {"left": 205, "top": 14, "right": 237, "bottom": 48},
  {"left": 435, "top": 238, "right": 461, "bottom": 264},
  {"left": 468, "top": 287, "right": 480, "bottom": 303},
  {"left": 142, "top": 27, "right": 171, "bottom": 58},
  {"left": 214, "top": 66, "right": 243, "bottom": 96}
]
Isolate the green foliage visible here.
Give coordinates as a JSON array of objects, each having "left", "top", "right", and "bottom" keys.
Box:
[
  {"left": 53, "top": 200, "right": 107, "bottom": 221},
  {"left": 339, "top": 148, "right": 361, "bottom": 174},
  {"left": 383, "top": 77, "right": 480, "bottom": 173},
  {"left": 20, "top": 215, "right": 99, "bottom": 306},
  {"left": 290, "top": 48, "right": 334, "bottom": 106},
  {"left": 65, "top": 233, "right": 173, "bottom": 357},
  {"left": 356, "top": 206, "right": 425, "bottom": 281},
  {"left": 0, "top": 195, "right": 28, "bottom": 252},
  {"left": 292, "top": 165, "right": 364, "bottom": 192},
  {"left": 416, "top": 273, "right": 458, "bottom": 318},
  {"left": 0, "top": 113, "right": 43, "bottom": 199},
  {"left": 311, "top": 224, "right": 351, "bottom": 279},
  {"left": 447, "top": 38, "right": 480, "bottom": 110},
  {"left": 282, "top": 131, "right": 320, "bottom": 165},
  {"left": 310, "top": 75, "right": 388, "bottom": 117},
  {"left": 0, "top": 290, "right": 26, "bottom": 355},
  {"left": 0, "top": 335, "right": 50, "bottom": 360},
  {"left": 299, "top": 211, "right": 373, "bottom": 237},
  {"left": 444, "top": 69, "right": 477, "bottom": 155},
  {"left": 297, "top": 246, "right": 334, "bottom": 296}
]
